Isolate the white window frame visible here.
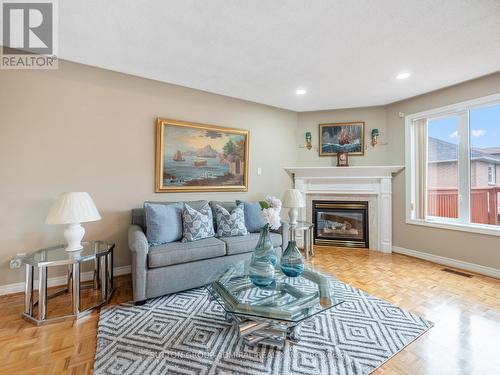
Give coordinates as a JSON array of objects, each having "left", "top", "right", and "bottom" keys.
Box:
[
  {"left": 488, "top": 164, "right": 496, "bottom": 185},
  {"left": 405, "top": 92, "right": 500, "bottom": 237}
]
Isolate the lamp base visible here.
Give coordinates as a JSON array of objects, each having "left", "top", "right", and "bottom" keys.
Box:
[
  {"left": 288, "top": 208, "right": 299, "bottom": 226},
  {"left": 64, "top": 223, "right": 85, "bottom": 252}
]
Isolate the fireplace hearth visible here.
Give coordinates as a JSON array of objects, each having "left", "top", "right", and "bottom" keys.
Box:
[{"left": 312, "top": 200, "right": 369, "bottom": 248}]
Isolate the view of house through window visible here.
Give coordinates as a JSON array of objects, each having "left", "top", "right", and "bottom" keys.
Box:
[
  {"left": 469, "top": 104, "right": 500, "bottom": 226},
  {"left": 421, "top": 101, "right": 500, "bottom": 228},
  {"left": 427, "top": 116, "right": 459, "bottom": 219}
]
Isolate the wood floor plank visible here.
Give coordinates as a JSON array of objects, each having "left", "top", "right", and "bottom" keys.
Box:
[{"left": 0, "top": 246, "right": 498, "bottom": 374}]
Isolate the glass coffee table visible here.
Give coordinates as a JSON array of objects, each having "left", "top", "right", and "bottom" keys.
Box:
[{"left": 206, "top": 262, "right": 343, "bottom": 348}]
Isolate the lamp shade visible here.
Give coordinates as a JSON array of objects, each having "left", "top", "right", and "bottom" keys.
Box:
[
  {"left": 282, "top": 189, "right": 305, "bottom": 208},
  {"left": 45, "top": 192, "right": 101, "bottom": 224}
]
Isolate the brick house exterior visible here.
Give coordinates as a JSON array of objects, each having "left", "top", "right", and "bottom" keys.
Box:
[{"left": 427, "top": 137, "right": 500, "bottom": 223}]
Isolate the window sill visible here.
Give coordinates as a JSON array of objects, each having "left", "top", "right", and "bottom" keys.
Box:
[{"left": 406, "top": 218, "right": 500, "bottom": 237}]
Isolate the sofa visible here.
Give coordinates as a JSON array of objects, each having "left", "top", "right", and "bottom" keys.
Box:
[{"left": 128, "top": 200, "right": 289, "bottom": 303}]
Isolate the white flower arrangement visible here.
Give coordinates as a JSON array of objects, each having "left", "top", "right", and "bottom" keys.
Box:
[{"left": 260, "top": 196, "right": 282, "bottom": 230}]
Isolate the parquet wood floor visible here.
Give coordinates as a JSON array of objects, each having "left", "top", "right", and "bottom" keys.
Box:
[{"left": 0, "top": 247, "right": 498, "bottom": 374}]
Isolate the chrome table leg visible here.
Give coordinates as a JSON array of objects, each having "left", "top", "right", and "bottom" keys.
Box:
[
  {"left": 38, "top": 266, "right": 47, "bottom": 320},
  {"left": 303, "top": 229, "right": 309, "bottom": 259},
  {"left": 308, "top": 226, "right": 314, "bottom": 257},
  {"left": 24, "top": 265, "right": 33, "bottom": 316},
  {"left": 100, "top": 254, "right": 108, "bottom": 301},
  {"left": 107, "top": 251, "right": 113, "bottom": 291},
  {"left": 72, "top": 262, "right": 80, "bottom": 315}
]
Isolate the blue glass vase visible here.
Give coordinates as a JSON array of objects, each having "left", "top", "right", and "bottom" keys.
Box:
[
  {"left": 248, "top": 259, "right": 275, "bottom": 287},
  {"left": 248, "top": 224, "right": 277, "bottom": 286},
  {"left": 253, "top": 224, "right": 277, "bottom": 266},
  {"left": 280, "top": 240, "right": 304, "bottom": 277}
]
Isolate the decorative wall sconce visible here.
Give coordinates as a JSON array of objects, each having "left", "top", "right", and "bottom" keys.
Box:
[
  {"left": 305, "top": 131, "right": 312, "bottom": 150},
  {"left": 371, "top": 128, "right": 380, "bottom": 147}
]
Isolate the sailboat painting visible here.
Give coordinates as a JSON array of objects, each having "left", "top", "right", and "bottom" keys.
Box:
[
  {"left": 156, "top": 118, "right": 249, "bottom": 192},
  {"left": 319, "top": 122, "right": 365, "bottom": 156}
]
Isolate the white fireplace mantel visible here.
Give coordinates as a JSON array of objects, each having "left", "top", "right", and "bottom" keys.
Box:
[
  {"left": 285, "top": 166, "right": 404, "bottom": 179},
  {"left": 284, "top": 166, "right": 404, "bottom": 253}
]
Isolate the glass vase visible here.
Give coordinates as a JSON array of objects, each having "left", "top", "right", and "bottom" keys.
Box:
[
  {"left": 248, "top": 224, "right": 277, "bottom": 286},
  {"left": 248, "top": 259, "right": 275, "bottom": 287},
  {"left": 253, "top": 224, "right": 277, "bottom": 267},
  {"left": 280, "top": 240, "right": 304, "bottom": 277}
]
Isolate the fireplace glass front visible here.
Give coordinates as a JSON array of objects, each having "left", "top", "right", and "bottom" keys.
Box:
[{"left": 312, "top": 201, "right": 369, "bottom": 248}]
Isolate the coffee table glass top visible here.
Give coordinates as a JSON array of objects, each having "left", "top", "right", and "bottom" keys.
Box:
[
  {"left": 206, "top": 262, "right": 343, "bottom": 323},
  {"left": 23, "top": 241, "right": 114, "bottom": 267}
]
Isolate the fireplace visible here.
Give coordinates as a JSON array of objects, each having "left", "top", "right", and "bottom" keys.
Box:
[{"left": 312, "top": 200, "right": 369, "bottom": 248}]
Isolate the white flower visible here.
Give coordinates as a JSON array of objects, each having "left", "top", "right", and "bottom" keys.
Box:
[
  {"left": 262, "top": 207, "right": 281, "bottom": 230},
  {"left": 265, "top": 196, "right": 282, "bottom": 210}
]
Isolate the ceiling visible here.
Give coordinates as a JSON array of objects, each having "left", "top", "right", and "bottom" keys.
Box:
[{"left": 59, "top": 0, "right": 500, "bottom": 112}]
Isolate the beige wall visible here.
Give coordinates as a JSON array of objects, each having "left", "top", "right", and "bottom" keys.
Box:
[
  {"left": 0, "top": 61, "right": 297, "bottom": 286},
  {"left": 296, "top": 106, "right": 390, "bottom": 166}
]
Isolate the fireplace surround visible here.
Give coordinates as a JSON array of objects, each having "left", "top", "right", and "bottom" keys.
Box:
[{"left": 285, "top": 166, "right": 404, "bottom": 253}]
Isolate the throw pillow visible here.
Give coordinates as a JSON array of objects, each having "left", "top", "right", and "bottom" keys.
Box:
[
  {"left": 209, "top": 201, "right": 237, "bottom": 226},
  {"left": 215, "top": 203, "right": 248, "bottom": 237},
  {"left": 144, "top": 202, "right": 183, "bottom": 245},
  {"left": 182, "top": 202, "right": 215, "bottom": 242},
  {"left": 236, "top": 200, "right": 266, "bottom": 233}
]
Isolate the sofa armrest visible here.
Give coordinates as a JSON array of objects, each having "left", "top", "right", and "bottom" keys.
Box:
[
  {"left": 128, "top": 225, "right": 149, "bottom": 302},
  {"left": 272, "top": 220, "right": 289, "bottom": 248}
]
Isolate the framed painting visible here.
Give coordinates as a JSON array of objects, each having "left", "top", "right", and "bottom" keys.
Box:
[
  {"left": 319, "top": 122, "right": 365, "bottom": 156},
  {"left": 155, "top": 118, "right": 249, "bottom": 192}
]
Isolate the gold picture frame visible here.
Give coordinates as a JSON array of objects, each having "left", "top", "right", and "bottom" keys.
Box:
[
  {"left": 319, "top": 121, "right": 365, "bottom": 156},
  {"left": 155, "top": 118, "right": 249, "bottom": 193}
]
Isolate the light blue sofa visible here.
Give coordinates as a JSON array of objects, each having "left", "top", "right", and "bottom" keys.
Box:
[{"left": 128, "top": 200, "right": 289, "bottom": 304}]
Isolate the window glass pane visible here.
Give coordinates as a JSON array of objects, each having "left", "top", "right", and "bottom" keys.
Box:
[
  {"left": 469, "top": 104, "right": 500, "bottom": 226},
  {"left": 427, "top": 117, "right": 459, "bottom": 218}
]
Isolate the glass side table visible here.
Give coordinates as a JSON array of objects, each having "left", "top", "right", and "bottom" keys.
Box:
[
  {"left": 22, "top": 241, "right": 115, "bottom": 325},
  {"left": 289, "top": 221, "right": 315, "bottom": 259}
]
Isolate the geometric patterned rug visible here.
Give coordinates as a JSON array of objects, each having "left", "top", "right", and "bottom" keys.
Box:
[{"left": 94, "top": 279, "right": 433, "bottom": 375}]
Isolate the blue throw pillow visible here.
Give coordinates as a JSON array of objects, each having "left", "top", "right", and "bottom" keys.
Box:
[
  {"left": 215, "top": 203, "right": 248, "bottom": 237},
  {"left": 236, "top": 200, "right": 266, "bottom": 233},
  {"left": 144, "top": 202, "right": 183, "bottom": 245},
  {"left": 182, "top": 203, "right": 215, "bottom": 242}
]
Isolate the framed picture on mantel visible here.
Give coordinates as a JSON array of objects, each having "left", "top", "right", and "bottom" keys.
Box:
[
  {"left": 155, "top": 118, "right": 249, "bottom": 193},
  {"left": 319, "top": 121, "right": 365, "bottom": 156}
]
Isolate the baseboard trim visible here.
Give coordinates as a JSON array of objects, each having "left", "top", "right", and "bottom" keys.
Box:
[
  {"left": 392, "top": 246, "right": 500, "bottom": 279},
  {"left": 0, "top": 265, "right": 131, "bottom": 296}
]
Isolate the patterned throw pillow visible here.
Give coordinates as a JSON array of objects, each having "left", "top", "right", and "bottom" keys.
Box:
[
  {"left": 215, "top": 203, "right": 248, "bottom": 237},
  {"left": 182, "top": 203, "right": 215, "bottom": 242}
]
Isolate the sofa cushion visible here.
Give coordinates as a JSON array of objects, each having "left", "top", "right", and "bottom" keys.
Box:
[
  {"left": 219, "top": 232, "right": 283, "bottom": 256},
  {"left": 236, "top": 200, "right": 266, "bottom": 233},
  {"left": 215, "top": 203, "right": 248, "bottom": 237},
  {"left": 144, "top": 202, "right": 183, "bottom": 245},
  {"left": 148, "top": 237, "right": 226, "bottom": 268},
  {"left": 182, "top": 202, "right": 215, "bottom": 242}
]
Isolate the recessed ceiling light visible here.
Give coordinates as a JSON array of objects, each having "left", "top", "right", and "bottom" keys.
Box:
[
  {"left": 295, "top": 89, "right": 307, "bottom": 95},
  {"left": 396, "top": 72, "right": 411, "bottom": 80}
]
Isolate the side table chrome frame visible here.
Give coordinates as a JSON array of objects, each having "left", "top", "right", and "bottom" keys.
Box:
[
  {"left": 22, "top": 243, "right": 115, "bottom": 326},
  {"left": 290, "top": 222, "right": 315, "bottom": 259}
]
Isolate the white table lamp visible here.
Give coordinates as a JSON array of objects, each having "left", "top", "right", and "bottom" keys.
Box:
[
  {"left": 45, "top": 192, "right": 101, "bottom": 251},
  {"left": 283, "top": 189, "right": 305, "bottom": 225}
]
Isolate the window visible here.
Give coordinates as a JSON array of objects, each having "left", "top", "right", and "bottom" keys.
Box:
[
  {"left": 406, "top": 93, "right": 500, "bottom": 235},
  {"left": 488, "top": 164, "right": 496, "bottom": 185}
]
